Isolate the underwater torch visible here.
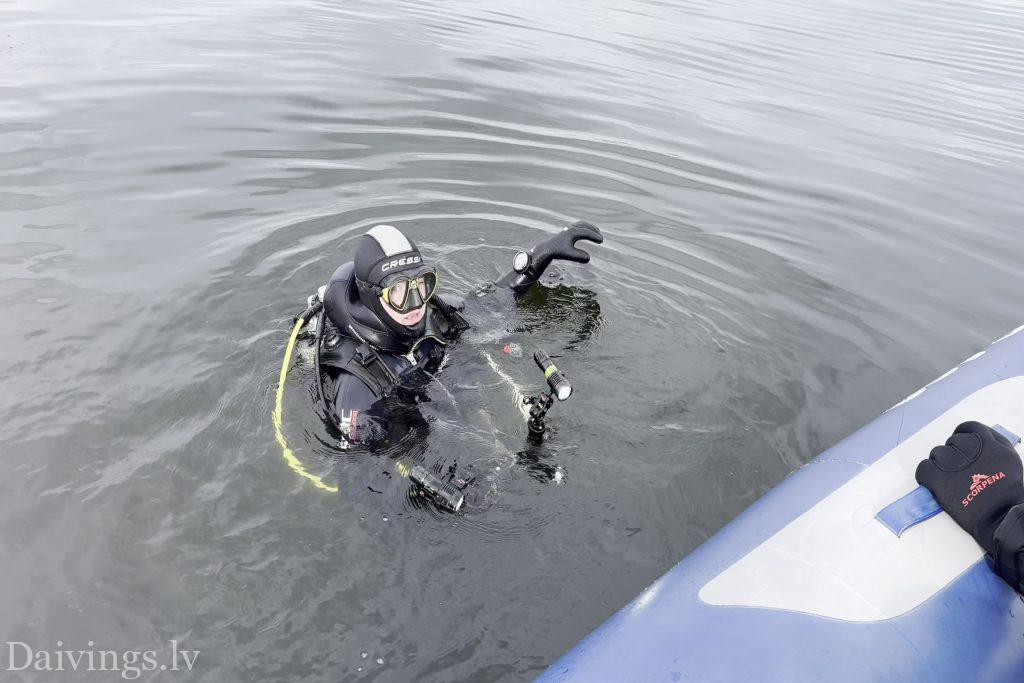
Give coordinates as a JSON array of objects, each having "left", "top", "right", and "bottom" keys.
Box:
[{"left": 534, "top": 350, "right": 572, "bottom": 401}]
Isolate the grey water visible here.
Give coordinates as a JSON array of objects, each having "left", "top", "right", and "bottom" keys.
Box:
[{"left": 3, "top": 0, "right": 1024, "bottom": 679}]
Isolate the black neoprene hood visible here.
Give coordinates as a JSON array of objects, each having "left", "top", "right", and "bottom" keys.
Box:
[
  {"left": 354, "top": 225, "right": 425, "bottom": 287},
  {"left": 352, "top": 225, "right": 430, "bottom": 339}
]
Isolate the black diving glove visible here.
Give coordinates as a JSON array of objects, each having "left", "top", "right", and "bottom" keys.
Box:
[
  {"left": 496, "top": 220, "right": 603, "bottom": 292},
  {"left": 916, "top": 421, "right": 1024, "bottom": 556}
]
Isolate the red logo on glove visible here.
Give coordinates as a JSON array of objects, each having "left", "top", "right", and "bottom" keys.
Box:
[{"left": 962, "top": 472, "right": 1006, "bottom": 507}]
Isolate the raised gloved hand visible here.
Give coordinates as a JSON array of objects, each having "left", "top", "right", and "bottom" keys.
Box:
[
  {"left": 497, "top": 220, "right": 604, "bottom": 292},
  {"left": 916, "top": 421, "right": 1024, "bottom": 555}
]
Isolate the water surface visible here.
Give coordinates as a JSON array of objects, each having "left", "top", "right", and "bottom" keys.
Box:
[{"left": 3, "top": 0, "right": 1024, "bottom": 679}]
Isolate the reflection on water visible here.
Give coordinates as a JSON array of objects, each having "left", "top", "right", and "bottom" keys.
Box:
[{"left": 2, "top": 0, "right": 1024, "bottom": 678}]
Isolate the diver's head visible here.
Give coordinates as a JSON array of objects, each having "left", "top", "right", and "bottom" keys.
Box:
[{"left": 354, "top": 225, "right": 437, "bottom": 339}]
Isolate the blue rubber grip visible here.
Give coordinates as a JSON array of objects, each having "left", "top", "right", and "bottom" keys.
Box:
[{"left": 875, "top": 424, "right": 1021, "bottom": 537}]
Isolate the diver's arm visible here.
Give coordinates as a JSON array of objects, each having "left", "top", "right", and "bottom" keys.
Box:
[
  {"left": 332, "top": 372, "right": 390, "bottom": 449},
  {"left": 991, "top": 505, "right": 1024, "bottom": 594},
  {"left": 495, "top": 220, "right": 604, "bottom": 293},
  {"left": 916, "top": 422, "right": 1024, "bottom": 595}
]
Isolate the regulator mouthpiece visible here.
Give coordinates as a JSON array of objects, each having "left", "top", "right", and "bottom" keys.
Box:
[
  {"left": 534, "top": 350, "right": 572, "bottom": 401},
  {"left": 408, "top": 465, "right": 465, "bottom": 512}
]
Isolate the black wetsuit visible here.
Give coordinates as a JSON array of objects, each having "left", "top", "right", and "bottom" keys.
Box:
[{"left": 321, "top": 262, "right": 463, "bottom": 448}]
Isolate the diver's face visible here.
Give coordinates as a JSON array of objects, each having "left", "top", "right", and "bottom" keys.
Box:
[{"left": 380, "top": 297, "right": 426, "bottom": 326}]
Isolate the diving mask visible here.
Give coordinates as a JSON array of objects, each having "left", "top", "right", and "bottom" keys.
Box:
[{"left": 374, "top": 268, "right": 438, "bottom": 313}]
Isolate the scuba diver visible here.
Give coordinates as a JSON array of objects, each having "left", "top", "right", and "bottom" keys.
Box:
[{"left": 304, "top": 220, "right": 603, "bottom": 457}]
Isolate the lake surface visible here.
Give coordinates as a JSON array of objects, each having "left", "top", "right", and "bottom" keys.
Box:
[{"left": 3, "top": 0, "right": 1024, "bottom": 679}]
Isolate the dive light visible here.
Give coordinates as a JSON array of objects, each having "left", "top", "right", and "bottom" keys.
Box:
[
  {"left": 534, "top": 350, "right": 572, "bottom": 401},
  {"left": 408, "top": 465, "right": 465, "bottom": 512}
]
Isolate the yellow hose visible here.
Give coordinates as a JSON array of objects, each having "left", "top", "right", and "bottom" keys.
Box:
[{"left": 274, "top": 318, "right": 339, "bottom": 492}]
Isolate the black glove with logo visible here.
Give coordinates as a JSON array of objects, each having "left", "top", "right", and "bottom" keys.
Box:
[{"left": 916, "top": 421, "right": 1024, "bottom": 579}]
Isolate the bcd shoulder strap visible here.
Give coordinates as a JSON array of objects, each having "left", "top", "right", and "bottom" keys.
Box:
[{"left": 342, "top": 342, "right": 400, "bottom": 399}]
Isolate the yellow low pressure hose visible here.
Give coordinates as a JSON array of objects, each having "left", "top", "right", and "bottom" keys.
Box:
[{"left": 273, "top": 317, "right": 339, "bottom": 492}]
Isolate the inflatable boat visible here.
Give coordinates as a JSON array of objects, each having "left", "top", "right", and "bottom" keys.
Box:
[{"left": 541, "top": 324, "right": 1024, "bottom": 682}]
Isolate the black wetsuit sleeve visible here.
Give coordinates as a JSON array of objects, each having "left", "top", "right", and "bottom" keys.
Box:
[
  {"left": 333, "top": 372, "right": 389, "bottom": 448},
  {"left": 495, "top": 221, "right": 603, "bottom": 293},
  {"left": 992, "top": 504, "right": 1024, "bottom": 594}
]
